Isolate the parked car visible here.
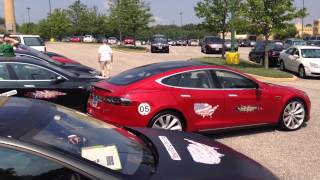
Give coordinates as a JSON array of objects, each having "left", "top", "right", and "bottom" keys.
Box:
[
  {"left": 87, "top": 61, "right": 310, "bottom": 132},
  {"left": 0, "top": 34, "right": 46, "bottom": 52},
  {"left": 123, "top": 37, "right": 135, "bottom": 45},
  {"left": 83, "top": 35, "right": 96, "bottom": 43},
  {"left": 284, "top": 38, "right": 307, "bottom": 49},
  {"left": 279, "top": 46, "right": 320, "bottom": 78},
  {"left": 95, "top": 35, "right": 107, "bottom": 43},
  {"left": 61, "top": 36, "right": 71, "bottom": 42},
  {"left": 239, "top": 39, "right": 250, "bottom": 47},
  {"left": 70, "top": 36, "right": 82, "bottom": 42},
  {"left": 13, "top": 49, "right": 101, "bottom": 76},
  {"left": 201, "top": 36, "right": 223, "bottom": 54},
  {"left": 44, "top": 51, "right": 80, "bottom": 64},
  {"left": 176, "top": 39, "right": 188, "bottom": 46},
  {"left": 224, "top": 39, "right": 238, "bottom": 51},
  {"left": 307, "top": 40, "right": 320, "bottom": 47},
  {"left": 249, "top": 41, "right": 285, "bottom": 66},
  {"left": 0, "top": 97, "right": 277, "bottom": 180},
  {"left": 188, "top": 39, "right": 199, "bottom": 46},
  {"left": 0, "top": 57, "right": 101, "bottom": 111},
  {"left": 168, "top": 39, "right": 174, "bottom": 45},
  {"left": 108, "top": 37, "right": 118, "bottom": 45},
  {"left": 151, "top": 35, "right": 169, "bottom": 53}
]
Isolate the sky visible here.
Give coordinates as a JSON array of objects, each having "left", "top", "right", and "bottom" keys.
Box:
[{"left": 0, "top": 0, "right": 318, "bottom": 26}]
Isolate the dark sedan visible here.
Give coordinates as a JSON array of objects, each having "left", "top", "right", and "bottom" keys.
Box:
[
  {"left": 0, "top": 97, "right": 277, "bottom": 180},
  {"left": 0, "top": 57, "right": 101, "bottom": 111},
  {"left": 13, "top": 48, "right": 101, "bottom": 76},
  {"left": 249, "top": 41, "right": 285, "bottom": 66}
]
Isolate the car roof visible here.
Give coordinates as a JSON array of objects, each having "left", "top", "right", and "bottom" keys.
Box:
[
  {"left": 138, "top": 60, "right": 207, "bottom": 71},
  {"left": 293, "top": 45, "right": 320, "bottom": 49},
  {"left": 0, "top": 97, "right": 52, "bottom": 138},
  {"left": 0, "top": 56, "right": 49, "bottom": 65}
]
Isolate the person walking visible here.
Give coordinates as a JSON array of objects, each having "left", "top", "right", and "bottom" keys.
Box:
[
  {"left": 98, "top": 39, "right": 113, "bottom": 78},
  {"left": 0, "top": 33, "right": 19, "bottom": 57}
]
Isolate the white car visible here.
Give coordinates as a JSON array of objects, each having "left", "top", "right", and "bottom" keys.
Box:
[
  {"left": 1, "top": 34, "right": 46, "bottom": 52},
  {"left": 279, "top": 46, "right": 320, "bottom": 78},
  {"left": 83, "top": 35, "right": 96, "bottom": 43}
]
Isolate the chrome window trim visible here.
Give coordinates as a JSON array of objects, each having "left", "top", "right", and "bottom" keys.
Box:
[
  {"left": 155, "top": 68, "right": 258, "bottom": 91},
  {"left": 0, "top": 62, "right": 68, "bottom": 81}
]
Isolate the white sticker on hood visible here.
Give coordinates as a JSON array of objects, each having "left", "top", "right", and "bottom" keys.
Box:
[
  {"left": 185, "top": 139, "right": 224, "bottom": 164},
  {"left": 159, "top": 136, "right": 181, "bottom": 161},
  {"left": 0, "top": 90, "right": 17, "bottom": 97}
]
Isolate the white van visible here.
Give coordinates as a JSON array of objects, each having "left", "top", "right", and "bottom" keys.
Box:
[{"left": 0, "top": 34, "right": 46, "bottom": 52}]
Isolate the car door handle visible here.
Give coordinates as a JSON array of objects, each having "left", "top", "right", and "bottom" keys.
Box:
[
  {"left": 180, "top": 94, "right": 192, "bottom": 98},
  {"left": 24, "top": 85, "right": 35, "bottom": 88},
  {"left": 228, "top": 94, "right": 238, "bottom": 97}
]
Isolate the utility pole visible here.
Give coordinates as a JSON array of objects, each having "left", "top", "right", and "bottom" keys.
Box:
[
  {"left": 49, "top": 0, "right": 52, "bottom": 15},
  {"left": 3, "top": 0, "right": 17, "bottom": 33},
  {"left": 179, "top": 12, "right": 183, "bottom": 27},
  {"left": 27, "top": 7, "right": 31, "bottom": 33},
  {"left": 301, "top": 0, "right": 305, "bottom": 37}
]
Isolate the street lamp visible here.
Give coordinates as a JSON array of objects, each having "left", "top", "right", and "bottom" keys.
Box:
[
  {"left": 301, "top": 0, "right": 305, "bottom": 37},
  {"left": 49, "top": 0, "right": 52, "bottom": 15},
  {"left": 179, "top": 12, "right": 183, "bottom": 27},
  {"left": 27, "top": 7, "right": 31, "bottom": 33}
]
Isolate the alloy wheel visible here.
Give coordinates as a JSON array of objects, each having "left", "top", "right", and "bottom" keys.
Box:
[
  {"left": 299, "top": 66, "right": 306, "bottom": 78},
  {"left": 280, "top": 61, "right": 285, "bottom": 71},
  {"left": 152, "top": 114, "right": 183, "bottom": 131},
  {"left": 282, "top": 101, "right": 305, "bottom": 130}
]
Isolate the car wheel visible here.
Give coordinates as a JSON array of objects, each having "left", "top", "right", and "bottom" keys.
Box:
[
  {"left": 149, "top": 111, "right": 184, "bottom": 131},
  {"left": 203, "top": 47, "right": 208, "bottom": 54},
  {"left": 151, "top": 48, "right": 154, "bottom": 53},
  {"left": 279, "top": 99, "right": 306, "bottom": 131},
  {"left": 298, "top": 66, "right": 306, "bottom": 79},
  {"left": 279, "top": 60, "right": 286, "bottom": 71}
]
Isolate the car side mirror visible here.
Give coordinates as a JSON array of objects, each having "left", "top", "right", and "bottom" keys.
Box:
[
  {"left": 293, "top": 54, "right": 299, "bottom": 59},
  {"left": 54, "top": 76, "right": 65, "bottom": 83}
]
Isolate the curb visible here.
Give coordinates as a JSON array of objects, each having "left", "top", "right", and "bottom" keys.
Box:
[{"left": 248, "top": 74, "right": 298, "bottom": 82}]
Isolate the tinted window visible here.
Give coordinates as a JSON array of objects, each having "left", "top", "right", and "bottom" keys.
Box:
[
  {"left": 11, "top": 64, "right": 58, "bottom": 80},
  {"left": 301, "top": 49, "right": 320, "bottom": 58},
  {"left": 23, "top": 37, "right": 44, "bottom": 46},
  {"left": 215, "top": 70, "right": 257, "bottom": 89},
  {"left": 0, "top": 64, "right": 10, "bottom": 80},
  {"left": 286, "top": 48, "right": 294, "bottom": 55},
  {"left": 206, "top": 37, "right": 222, "bottom": 43},
  {"left": 293, "top": 41, "right": 307, "bottom": 46},
  {"left": 163, "top": 70, "right": 212, "bottom": 88},
  {"left": 0, "top": 147, "right": 90, "bottom": 180}
]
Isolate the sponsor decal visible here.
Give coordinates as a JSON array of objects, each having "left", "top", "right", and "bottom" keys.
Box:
[
  {"left": 138, "top": 103, "right": 151, "bottom": 115},
  {"left": 0, "top": 90, "right": 17, "bottom": 97},
  {"left": 237, "top": 105, "right": 262, "bottom": 112},
  {"left": 194, "top": 103, "right": 219, "bottom": 118},
  {"left": 158, "top": 136, "right": 181, "bottom": 161},
  {"left": 81, "top": 145, "right": 122, "bottom": 170},
  {"left": 185, "top": 139, "right": 224, "bottom": 165},
  {"left": 25, "top": 90, "right": 66, "bottom": 99}
]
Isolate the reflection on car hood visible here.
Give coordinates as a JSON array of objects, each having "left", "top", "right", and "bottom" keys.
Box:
[{"left": 129, "top": 128, "right": 277, "bottom": 180}]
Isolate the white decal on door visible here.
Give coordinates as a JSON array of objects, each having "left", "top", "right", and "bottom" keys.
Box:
[{"left": 194, "top": 103, "right": 219, "bottom": 118}]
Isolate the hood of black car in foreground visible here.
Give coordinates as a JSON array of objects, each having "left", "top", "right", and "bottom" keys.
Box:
[{"left": 129, "top": 128, "right": 277, "bottom": 180}]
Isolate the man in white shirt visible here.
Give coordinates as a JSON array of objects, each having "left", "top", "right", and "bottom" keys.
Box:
[{"left": 98, "top": 39, "right": 113, "bottom": 78}]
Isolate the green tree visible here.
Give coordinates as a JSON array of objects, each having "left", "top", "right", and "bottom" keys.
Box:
[
  {"left": 109, "top": 0, "right": 153, "bottom": 43},
  {"left": 195, "top": 0, "right": 243, "bottom": 58},
  {"left": 46, "top": 9, "right": 72, "bottom": 40},
  {"left": 67, "top": 0, "right": 89, "bottom": 35},
  {"left": 17, "top": 23, "right": 38, "bottom": 34},
  {"left": 244, "top": 0, "right": 306, "bottom": 68},
  {"left": 273, "top": 23, "right": 298, "bottom": 40},
  {"left": 0, "top": 17, "right": 4, "bottom": 25}
]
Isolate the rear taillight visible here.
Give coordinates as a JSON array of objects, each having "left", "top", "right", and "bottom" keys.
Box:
[{"left": 103, "top": 96, "right": 132, "bottom": 106}]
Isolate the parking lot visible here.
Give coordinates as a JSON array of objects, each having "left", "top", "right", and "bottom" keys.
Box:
[{"left": 48, "top": 42, "right": 320, "bottom": 180}]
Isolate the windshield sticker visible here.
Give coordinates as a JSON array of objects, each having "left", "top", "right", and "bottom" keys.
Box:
[
  {"left": 81, "top": 145, "right": 122, "bottom": 170},
  {"left": 237, "top": 105, "right": 262, "bottom": 112},
  {"left": 25, "top": 90, "right": 66, "bottom": 99},
  {"left": 159, "top": 136, "right": 181, "bottom": 161},
  {"left": 194, "top": 103, "right": 219, "bottom": 118},
  {"left": 185, "top": 139, "right": 224, "bottom": 165},
  {"left": 138, "top": 103, "right": 151, "bottom": 115},
  {"left": 0, "top": 90, "right": 17, "bottom": 97}
]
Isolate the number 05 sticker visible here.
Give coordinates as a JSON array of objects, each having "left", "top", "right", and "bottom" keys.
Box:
[{"left": 138, "top": 103, "right": 151, "bottom": 115}]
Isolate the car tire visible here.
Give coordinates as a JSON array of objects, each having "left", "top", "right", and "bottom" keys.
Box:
[
  {"left": 149, "top": 111, "right": 185, "bottom": 131},
  {"left": 298, "top": 66, "right": 307, "bottom": 79},
  {"left": 279, "top": 60, "right": 286, "bottom": 71},
  {"left": 166, "top": 49, "right": 170, "bottom": 53},
  {"left": 279, "top": 99, "right": 306, "bottom": 131},
  {"left": 203, "top": 47, "right": 208, "bottom": 54},
  {"left": 151, "top": 48, "right": 154, "bottom": 53}
]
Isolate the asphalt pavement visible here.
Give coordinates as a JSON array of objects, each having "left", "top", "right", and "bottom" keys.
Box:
[{"left": 47, "top": 42, "right": 320, "bottom": 180}]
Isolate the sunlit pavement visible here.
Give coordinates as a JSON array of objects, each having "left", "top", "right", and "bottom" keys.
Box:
[{"left": 47, "top": 42, "right": 320, "bottom": 180}]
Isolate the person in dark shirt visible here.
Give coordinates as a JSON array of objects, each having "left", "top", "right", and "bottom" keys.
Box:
[{"left": 0, "top": 33, "right": 19, "bottom": 57}]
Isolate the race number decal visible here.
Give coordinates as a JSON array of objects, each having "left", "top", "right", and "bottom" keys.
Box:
[{"left": 138, "top": 103, "right": 151, "bottom": 115}]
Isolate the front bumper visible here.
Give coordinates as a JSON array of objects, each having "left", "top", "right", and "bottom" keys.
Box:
[
  {"left": 305, "top": 66, "right": 320, "bottom": 77},
  {"left": 151, "top": 46, "right": 169, "bottom": 52}
]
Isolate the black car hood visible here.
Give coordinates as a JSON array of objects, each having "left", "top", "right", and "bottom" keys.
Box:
[
  {"left": 61, "top": 64, "right": 100, "bottom": 75},
  {"left": 129, "top": 128, "right": 277, "bottom": 180}
]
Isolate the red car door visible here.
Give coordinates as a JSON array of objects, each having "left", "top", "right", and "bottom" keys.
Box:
[
  {"left": 162, "top": 70, "right": 226, "bottom": 131},
  {"left": 213, "top": 70, "right": 265, "bottom": 127}
]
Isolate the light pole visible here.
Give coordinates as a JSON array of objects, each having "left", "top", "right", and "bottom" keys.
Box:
[
  {"left": 301, "top": 0, "right": 305, "bottom": 37},
  {"left": 27, "top": 7, "right": 31, "bottom": 33},
  {"left": 49, "top": 0, "right": 52, "bottom": 15},
  {"left": 179, "top": 12, "right": 183, "bottom": 27}
]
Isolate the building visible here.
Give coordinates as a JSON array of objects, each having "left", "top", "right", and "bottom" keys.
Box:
[
  {"left": 314, "top": 19, "right": 320, "bottom": 35},
  {"left": 295, "top": 23, "right": 313, "bottom": 37}
]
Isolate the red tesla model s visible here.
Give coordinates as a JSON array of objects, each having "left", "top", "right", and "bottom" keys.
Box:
[{"left": 87, "top": 61, "right": 311, "bottom": 132}]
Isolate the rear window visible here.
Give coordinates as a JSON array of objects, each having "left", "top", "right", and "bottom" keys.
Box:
[{"left": 23, "top": 37, "right": 44, "bottom": 46}]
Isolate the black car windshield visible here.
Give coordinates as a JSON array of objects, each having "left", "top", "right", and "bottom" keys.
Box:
[
  {"left": 206, "top": 37, "right": 222, "bottom": 43},
  {"left": 29, "top": 106, "right": 155, "bottom": 175},
  {"left": 152, "top": 37, "right": 168, "bottom": 43},
  {"left": 301, "top": 49, "right": 320, "bottom": 58}
]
